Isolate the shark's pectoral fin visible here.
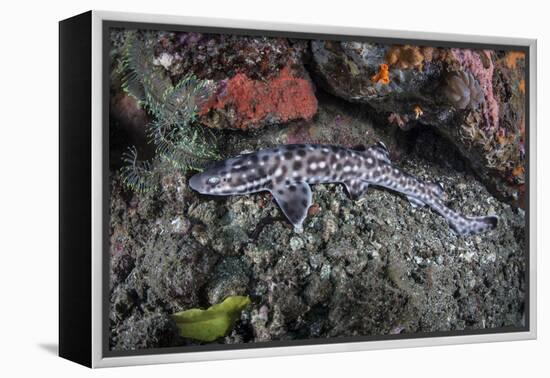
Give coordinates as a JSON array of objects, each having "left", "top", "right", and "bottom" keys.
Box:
[
  {"left": 406, "top": 195, "right": 425, "bottom": 208},
  {"left": 270, "top": 181, "right": 312, "bottom": 229},
  {"left": 343, "top": 180, "right": 369, "bottom": 200}
]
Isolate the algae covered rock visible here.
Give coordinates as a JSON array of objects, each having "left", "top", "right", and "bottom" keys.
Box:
[{"left": 150, "top": 32, "right": 318, "bottom": 130}]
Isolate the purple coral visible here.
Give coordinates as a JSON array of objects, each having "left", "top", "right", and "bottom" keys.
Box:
[{"left": 450, "top": 49, "right": 499, "bottom": 130}]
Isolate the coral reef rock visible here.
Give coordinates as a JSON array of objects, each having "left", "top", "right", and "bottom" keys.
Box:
[
  {"left": 152, "top": 32, "right": 318, "bottom": 130},
  {"left": 311, "top": 41, "right": 526, "bottom": 206}
]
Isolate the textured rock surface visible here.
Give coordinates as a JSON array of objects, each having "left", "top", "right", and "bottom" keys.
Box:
[
  {"left": 109, "top": 95, "right": 526, "bottom": 351},
  {"left": 311, "top": 41, "right": 526, "bottom": 206},
  {"left": 150, "top": 32, "right": 318, "bottom": 130}
]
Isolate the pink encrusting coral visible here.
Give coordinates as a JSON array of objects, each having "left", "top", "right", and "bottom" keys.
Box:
[
  {"left": 450, "top": 49, "right": 499, "bottom": 130},
  {"left": 200, "top": 66, "right": 318, "bottom": 130}
]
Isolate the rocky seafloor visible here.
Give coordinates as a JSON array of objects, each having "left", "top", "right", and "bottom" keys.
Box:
[
  {"left": 109, "top": 95, "right": 526, "bottom": 352},
  {"left": 108, "top": 30, "right": 527, "bottom": 351}
]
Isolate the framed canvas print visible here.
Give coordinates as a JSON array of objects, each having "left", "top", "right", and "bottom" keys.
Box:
[{"left": 59, "top": 10, "right": 537, "bottom": 368}]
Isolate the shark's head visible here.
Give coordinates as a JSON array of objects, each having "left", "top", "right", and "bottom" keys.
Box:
[
  {"left": 189, "top": 161, "right": 233, "bottom": 195},
  {"left": 189, "top": 152, "right": 272, "bottom": 196}
]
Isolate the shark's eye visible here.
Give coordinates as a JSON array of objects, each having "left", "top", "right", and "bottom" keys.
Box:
[{"left": 207, "top": 176, "right": 220, "bottom": 185}]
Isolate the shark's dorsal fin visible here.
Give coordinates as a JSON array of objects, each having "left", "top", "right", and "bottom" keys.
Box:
[
  {"left": 368, "top": 141, "right": 391, "bottom": 163},
  {"left": 376, "top": 141, "right": 388, "bottom": 152},
  {"left": 427, "top": 182, "right": 448, "bottom": 201}
]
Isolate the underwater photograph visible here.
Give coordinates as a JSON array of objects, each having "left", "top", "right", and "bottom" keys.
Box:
[{"left": 107, "top": 26, "right": 528, "bottom": 353}]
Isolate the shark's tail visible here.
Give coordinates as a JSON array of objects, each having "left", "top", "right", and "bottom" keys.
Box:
[
  {"left": 447, "top": 214, "right": 498, "bottom": 236},
  {"left": 428, "top": 198, "right": 498, "bottom": 236}
]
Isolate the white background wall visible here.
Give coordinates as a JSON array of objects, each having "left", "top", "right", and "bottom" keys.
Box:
[{"left": 0, "top": 0, "right": 546, "bottom": 376}]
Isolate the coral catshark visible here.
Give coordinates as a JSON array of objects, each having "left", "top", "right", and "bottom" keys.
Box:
[{"left": 189, "top": 143, "right": 498, "bottom": 236}]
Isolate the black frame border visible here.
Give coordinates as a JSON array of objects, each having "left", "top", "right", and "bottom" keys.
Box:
[{"left": 59, "top": 11, "right": 93, "bottom": 367}]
